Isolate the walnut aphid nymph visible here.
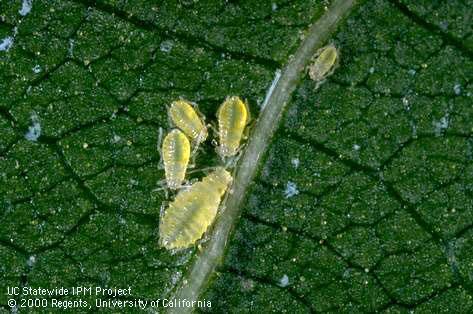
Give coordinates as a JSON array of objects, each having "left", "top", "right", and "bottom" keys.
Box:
[
  {"left": 168, "top": 99, "right": 208, "bottom": 147},
  {"left": 308, "top": 44, "right": 339, "bottom": 85},
  {"left": 162, "top": 129, "right": 191, "bottom": 190},
  {"left": 216, "top": 96, "right": 249, "bottom": 159},
  {"left": 159, "top": 167, "right": 233, "bottom": 250}
]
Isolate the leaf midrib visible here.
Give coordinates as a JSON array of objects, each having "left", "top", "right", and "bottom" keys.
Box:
[{"left": 168, "top": 1, "right": 360, "bottom": 312}]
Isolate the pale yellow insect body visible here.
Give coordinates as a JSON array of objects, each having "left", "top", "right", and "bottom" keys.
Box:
[
  {"left": 159, "top": 167, "right": 233, "bottom": 250},
  {"left": 308, "top": 44, "right": 339, "bottom": 82},
  {"left": 162, "top": 129, "right": 191, "bottom": 190},
  {"left": 217, "top": 96, "right": 249, "bottom": 158},
  {"left": 169, "top": 100, "right": 208, "bottom": 146}
]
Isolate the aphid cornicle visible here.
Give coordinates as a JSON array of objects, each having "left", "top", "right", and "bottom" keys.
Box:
[
  {"left": 217, "top": 96, "right": 249, "bottom": 158},
  {"left": 162, "top": 129, "right": 191, "bottom": 190},
  {"left": 168, "top": 100, "right": 208, "bottom": 146},
  {"left": 159, "top": 167, "right": 233, "bottom": 250},
  {"left": 308, "top": 44, "right": 339, "bottom": 82}
]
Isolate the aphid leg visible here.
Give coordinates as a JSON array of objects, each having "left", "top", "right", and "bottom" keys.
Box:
[
  {"left": 209, "top": 122, "right": 218, "bottom": 136},
  {"left": 152, "top": 179, "right": 170, "bottom": 199},
  {"left": 211, "top": 138, "right": 218, "bottom": 148},
  {"left": 166, "top": 102, "right": 176, "bottom": 128},
  {"left": 187, "top": 166, "right": 217, "bottom": 175},
  {"left": 190, "top": 142, "right": 201, "bottom": 160},
  {"left": 156, "top": 127, "right": 165, "bottom": 169},
  {"left": 178, "top": 183, "right": 193, "bottom": 190},
  {"left": 314, "top": 79, "right": 326, "bottom": 90},
  {"left": 242, "top": 121, "right": 253, "bottom": 140},
  {"left": 189, "top": 141, "right": 206, "bottom": 167},
  {"left": 224, "top": 143, "right": 246, "bottom": 169},
  {"left": 243, "top": 98, "right": 252, "bottom": 124},
  {"left": 158, "top": 201, "right": 168, "bottom": 246},
  {"left": 159, "top": 202, "right": 167, "bottom": 219}
]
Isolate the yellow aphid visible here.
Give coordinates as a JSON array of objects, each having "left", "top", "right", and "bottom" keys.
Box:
[
  {"left": 159, "top": 167, "right": 232, "bottom": 250},
  {"left": 169, "top": 100, "right": 208, "bottom": 145},
  {"left": 308, "top": 44, "right": 339, "bottom": 82},
  {"left": 162, "top": 129, "right": 191, "bottom": 190},
  {"left": 217, "top": 96, "right": 249, "bottom": 158}
]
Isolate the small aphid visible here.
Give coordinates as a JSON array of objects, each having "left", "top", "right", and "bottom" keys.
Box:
[
  {"left": 168, "top": 100, "right": 208, "bottom": 146},
  {"left": 217, "top": 96, "right": 249, "bottom": 158},
  {"left": 162, "top": 129, "right": 191, "bottom": 190},
  {"left": 159, "top": 167, "right": 233, "bottom": 250},
  {"left": 308, "top": 44, "right": 339, "bottom": 83}
]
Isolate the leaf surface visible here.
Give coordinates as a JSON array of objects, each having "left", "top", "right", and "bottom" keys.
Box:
[{"left": 1, "top": 0, "right": 472, "bottom": 313}]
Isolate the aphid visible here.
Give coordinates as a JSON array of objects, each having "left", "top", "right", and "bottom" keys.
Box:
[
  {"left": 308, "top": 44, "right": 339, "bottom": 83},
  {"left": 168, "top": 99, "right": 208, "bottom": 146},
  {"left": 162, "top": 129, "right": 191, "bottom": 190},
  {"left": 159, "top": 167, "right": 233, "bottom": 250},
  {"left": 217, "top": 96, "right": 249, "bottom": 158}
]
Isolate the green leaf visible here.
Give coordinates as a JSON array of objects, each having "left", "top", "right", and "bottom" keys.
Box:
[
  {"left": 200, "top": 0, "right": 473, "bottom": 313},
  {"left": 1, "top": 0, "right": 472, "bottom": 314}
]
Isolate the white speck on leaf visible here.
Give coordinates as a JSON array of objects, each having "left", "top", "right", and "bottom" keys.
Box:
[
  {"left": 433, "top": 114, "right": 449, "bottom": 136},
  {"left": 271, "top": 3, "right": 278, "bottom": 11},
  {"left": 0, "top": 36, "right": 14, "bottom": 51},
  {"left": 111, "top": 134, "right": 121, "bottom": 143},
  {"left": 68, "top": 39, "right": 75, "bottom": 57},
  {"left": 19, "top": 0, "right": 33, "bottom": 16},
  {"left": 408, "top": 69, "right": 416, "bottom": 76},
  {"left": 27, "top": 255, "right": 36, "bottom": 267},
  {"left": 32, "top": 65, "right": 41, "bottom": 73},
  {"left": 453, "top": 83, "right": 461, "bottom": 95},
  {"left": 353, "top": 144, "right": 361, "bottom": 151},
  {"left": 171, "top": 271, "right": 182, "bottom": 285},
  {"left": 402, "top": 97, "right": 409, "bottom": 107},
  {"left": 160, "top": 40, "right": 174, "bottom": 53},
  {"left": 439, "top": 21, "right": 449, "bottom": 31},
  {"left": 368, "top": 67, "right": 375, "bottom": 74},
  {"left": 291, "top": 157, "right": 299, "bottom": 168},
  {"left": 284, "top": 181, "right": 299, "bottom": 198},
  {"left": 24, "top": 112, "right": 41, "bottom": 141},
  {"left": 278, "top": 274, "right": 289, "bottom": 287}
]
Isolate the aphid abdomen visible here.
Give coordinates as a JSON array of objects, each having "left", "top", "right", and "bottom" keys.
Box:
[
  {"left": 159, "top": 167, "right": 232, "bottom": 250},
  {"left": 309, "top": 44, "right": 338, "bottom": 82},
  {"left": 162, "top": 129, "right": 191, "bottom": 189},
  {"left": 217, "top": 96, "right": 248, "bottom": 157},
  {"left": 169, "top": 100, "right": 207, "bottom": 144}
]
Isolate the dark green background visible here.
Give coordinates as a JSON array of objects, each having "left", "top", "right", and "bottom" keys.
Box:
[{"left": 1, "top": 0, "right": 472, "bottom": 313}]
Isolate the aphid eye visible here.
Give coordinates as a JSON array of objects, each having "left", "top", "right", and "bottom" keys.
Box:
[
  {"left": 162, "top": 129, "right": 191, "bottom": 190},
  {"left": 217, "top": 96, "right": 249, "bottom": 158},
  {"left": 168, "top": 100, "right": 208, "bottom": 146},
  {"left": 308, "top": 44, "right": 339, "bottom": 82}
]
